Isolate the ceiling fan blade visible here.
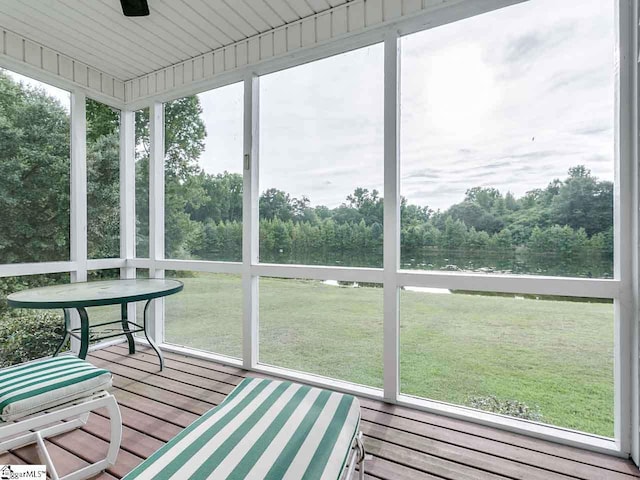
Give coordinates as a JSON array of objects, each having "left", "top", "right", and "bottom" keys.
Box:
[{"left": 120, "top": 0, "right": 149, "bottom": 17}]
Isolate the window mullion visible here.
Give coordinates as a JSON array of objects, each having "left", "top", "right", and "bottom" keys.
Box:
[
  {"left": 243, "top": 74, "right": 260, "bottom": 369},
  {"left": 149, "top": 101, "right": 165, "bottom": 343},
  {"left": 69, "top": 90, "right": 87, "bottom": 355},
  {"left": 383, "top": 32, "right": 401, "bottom": 403}
]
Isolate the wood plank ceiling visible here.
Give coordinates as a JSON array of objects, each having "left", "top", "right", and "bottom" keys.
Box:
[{"left": 0, "top": 0, "right": 350, "bottom": 80}]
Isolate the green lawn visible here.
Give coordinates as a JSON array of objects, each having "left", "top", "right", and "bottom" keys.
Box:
[{"left": 159, "top": 272, "right": 612, "bottom": 437}]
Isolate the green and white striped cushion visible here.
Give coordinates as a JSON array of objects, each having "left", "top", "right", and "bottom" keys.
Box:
[
  {"left": 0, "top": 356, "right": 112, "bottom": 422},
  {"left": 124, "top": 377, "right": 361, "bottom": 480}
]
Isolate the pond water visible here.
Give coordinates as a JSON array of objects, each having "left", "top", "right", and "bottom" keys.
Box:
[{"left": 259, "top": 248, "right": 612, "bottom": 279}]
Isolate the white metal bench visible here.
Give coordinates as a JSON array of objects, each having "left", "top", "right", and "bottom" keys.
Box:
[
  {"left": 123, "top": 377, "right": 365, "bottom": 480},
  {"left": 0, "top": 356, "right": 122, "bottom": 480}
]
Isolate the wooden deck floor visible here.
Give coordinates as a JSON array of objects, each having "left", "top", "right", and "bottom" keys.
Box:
[{"left": 2, "top": 344, "right": 639, "bottom": 479}]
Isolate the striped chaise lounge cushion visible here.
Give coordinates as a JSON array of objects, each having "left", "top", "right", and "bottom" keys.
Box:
[
  {"left": 124, "top": 377, "right": 361, "bottom": 480},
  {"left": 0, "top": 356, "right": 112, "bottom": 422}
]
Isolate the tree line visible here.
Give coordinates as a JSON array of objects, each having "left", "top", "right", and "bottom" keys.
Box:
[
  {"left": 0, "top": 72, "right": 613, "bottom": 287},
  {"left": 154, "top": 166, "right": 612, "bottom": 268}
]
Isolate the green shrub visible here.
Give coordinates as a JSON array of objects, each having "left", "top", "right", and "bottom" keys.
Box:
[
  {"left": 467, "top": 395, "right": 543, "bottom": 422},
  {"left": 0, "top": 311, "right": 68, "bottom": 367}
]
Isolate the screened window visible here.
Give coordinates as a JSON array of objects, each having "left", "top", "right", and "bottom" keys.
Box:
[
  {"left": 0, "top": 70, "right": 71, "bottom": 264},
  {"left": 164, "top": 82, "right": 244, "bottom": 261},
  {"left": 399, "top": 0, "right": 614, "bottom": 278},
  {"left": 259, "top": 44, "right": 384, "bottom": 268}
]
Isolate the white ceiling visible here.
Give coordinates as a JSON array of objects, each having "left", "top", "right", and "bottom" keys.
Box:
[{"left": 0, "top": 0, "right": 350, "bottom": 80}]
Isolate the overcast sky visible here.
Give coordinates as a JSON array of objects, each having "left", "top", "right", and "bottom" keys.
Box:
[
  {"left": 6, "top": 0, "right": 614, "bottom": 211},
  {"left": 202, "top": 0, "right": 614, "bottom": 210}
]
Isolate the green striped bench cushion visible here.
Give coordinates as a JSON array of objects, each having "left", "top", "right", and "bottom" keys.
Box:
[
  {"left": 124, "top": 377, "right": 361, "bottom": 480},
  {"left": 0, "top": 356, "right": 112, "bottom": 422}
]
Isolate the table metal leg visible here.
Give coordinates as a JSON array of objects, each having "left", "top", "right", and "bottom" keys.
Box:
[
  {"left": 143, "top": 299, "right": 164, "bottom": 371},
  {"left": 121, "top": 303, "right": 136, "bottom": 355},
  {"left": 77, "top": 307, "right": 90, "bottom": 360},
  {"left": 53, "top": 309, "right": 71, "bottom": 357}
]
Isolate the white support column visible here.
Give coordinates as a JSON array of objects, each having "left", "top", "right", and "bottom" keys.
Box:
[
  {"left": 617, "top": 0, "right": 639, "bottom": 463},
  {"left": 242, "top": 74, "right": 260, "bottom": 369},
  {"left": 149, "top": 102, "right": 165, "bottom": 343},
  {"left": 630, "top": 0, "right": 640, "bottom": 464},
  {"left": 70, "top": 91, "right": 87, "bottom": 354},
  {"left": 383, "top": 32, "right": 401, "bottom": 403},
  {"left": 120, "top": 109, "right": 137, "bottom": 323}
]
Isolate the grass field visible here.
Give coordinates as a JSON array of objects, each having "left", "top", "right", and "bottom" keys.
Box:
[{"left": 155, "top": 272, "right": 611, "bottom": 437}]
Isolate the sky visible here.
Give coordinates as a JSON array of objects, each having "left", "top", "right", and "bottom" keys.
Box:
[
  {"left": 4, "top": 70, "right": 70, "bottom": 111},
  {"left": 4, "top": 0, "right": 615, "bottom": 212},
  {"left": 200, "top": 0, "right": 614, "bottom": 210}
]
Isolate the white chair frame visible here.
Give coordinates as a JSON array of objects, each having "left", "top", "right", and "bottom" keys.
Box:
[
  {"left": 343, "top": 431, "right": 366, "bottom": 480},
  {"left": 0, "top": 391, "right": 122, "bottom": 480}
]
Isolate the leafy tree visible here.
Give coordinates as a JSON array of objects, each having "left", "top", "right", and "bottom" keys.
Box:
[
  {"left": 135, "top": 97, "right": 207, "bottom": 259},
  {"left": 0, "top": 72, "right": 70, "bottom": 264},
  {"left": 260, "top": 188, "right": 294, "bottom": 221},
  {"left": 550, "top": 166, "right": 613, "bottom": 236}
]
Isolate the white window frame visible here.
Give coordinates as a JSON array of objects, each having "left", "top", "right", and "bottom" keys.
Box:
[
  {"left": 144, "top": 0, "right": 636, "bottom": 457},
  {"left": 0, "top": 0, "right": 636, "bottom": 461}
]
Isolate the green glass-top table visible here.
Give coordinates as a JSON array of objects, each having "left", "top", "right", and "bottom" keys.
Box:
[{"left": 7, "top": 279, "right": 184, "bottom": 370}]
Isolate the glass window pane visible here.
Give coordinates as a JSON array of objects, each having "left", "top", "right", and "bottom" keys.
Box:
[
  {"left": 259, "top": 44, "right": 384, "bottom": 268},
  {"left": 400, "top": 289, "right": 614, "bottom": 436},
  {"left": 259, "top": 278, "right": 383, "bottom": 388},
  {"left": 87, "top": 99, "right": 120, "bottom": 259},
  {"left": 136, "top": 108, "right": 149, "bottom": 258},
  {"left": 0, "top": 70, "right": 70, "bottom": 264},
  {"left": 164, "top": 83, "right": 243, "bottom": 261},
  {"left": 165, "top": 271, "right": 242, "bottom": 359},
  {"left": 399, "top": 0, "right": 614, "bottom": 278}
]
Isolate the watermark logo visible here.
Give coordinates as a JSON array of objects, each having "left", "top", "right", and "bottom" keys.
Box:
[{"left": 0, "top": 465, "right": 46, "bottom": 479}]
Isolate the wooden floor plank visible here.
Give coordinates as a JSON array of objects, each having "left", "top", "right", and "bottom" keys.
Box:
[
  {"left": 47, "top": 426, "right": 142, "bottom": 478},
  {"left": 106, "top": 344, "right": 640, "bottom": 478},
  {"left": 11, "top": 440, "right": 118, "bottom": 480},
  {"left": 7, "top": 345, "right": 636, "bottom": 480},
  {"left": 94, "top": 404, "right": 184, "bottom": 442},
  {"left": 362, "top": 409, "right": 636, "bottom": 479},
  {"left": 359, "top": 398, "right": 638, "bottom": 476}
]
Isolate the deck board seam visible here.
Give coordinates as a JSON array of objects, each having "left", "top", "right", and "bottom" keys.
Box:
[
  {"left": 101, "top": 351, "right": 628, "bottom": 478},
  {"left": 360, "top": 414, "right": 638, "bottom": 479},
  {"left": 362, "top": 427, "right": 584, "bottom": 480},
  {"left": 359, "top": 404, "right": 637, "bottom": 476}
]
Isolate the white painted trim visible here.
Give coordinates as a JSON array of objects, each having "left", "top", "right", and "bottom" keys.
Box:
[
  {"left": 0, "top": 29, "right": 125, "bottom": 107},
  {"left": 157, "top": 341, "right": 243, "bottom": 367},
  {"left": 86, "top": 258, "right": 126, "bottom": 271},
  {"left": 70, "top": 91, "right": 87, "bottom": 284},
  {"left": 123, "top": 0, "right": 523, "bottom": 109},
  {"left": 148, "top": 102, "right": 165, "bottom": 343},
  {"left": 398, "top": 271, "right": 620, "bottom": 299},
  {"left": 0, "top": 262, "right": 76, "bottom": 278},
  {"left": 127, "top": 258, "right": 154, "bottom": 269},
  {"left": 383, "top": 32, "right": 400, "bottom": 403},
  {"left": 242, "top": 74, "right": 260, "bottom": 369},
  {"left": 252, "top": 263, "right": 384, "bottom": 283},
  {"left": 154, "top": 259, "right": 242, "bottom": 274},
  {"left": 120, "top": 109, "right": 137, "bottom": 326},
  {"left": 120, "top": 110, "right": 136, "bottom": 266},
  {"left": 627, "top": 0, "right": 640, "bottom": 464},
  {"left": 616, "top": 0, "right": 638, "bottom": 460},
  {"left": 69, "top": 91, "right": 87, "bottom": 355},
  {"left": 397, "top": 394, "right": 623, "bottom": 457}
]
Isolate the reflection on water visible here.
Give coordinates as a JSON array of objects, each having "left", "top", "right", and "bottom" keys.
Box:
[{"left": 259, "top": 248, "right": 612, "bottom": 279}]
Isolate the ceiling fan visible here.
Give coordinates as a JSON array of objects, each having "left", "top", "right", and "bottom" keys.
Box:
[{"left": 120, "top": 0, "right": 149, "bottom": 17}]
